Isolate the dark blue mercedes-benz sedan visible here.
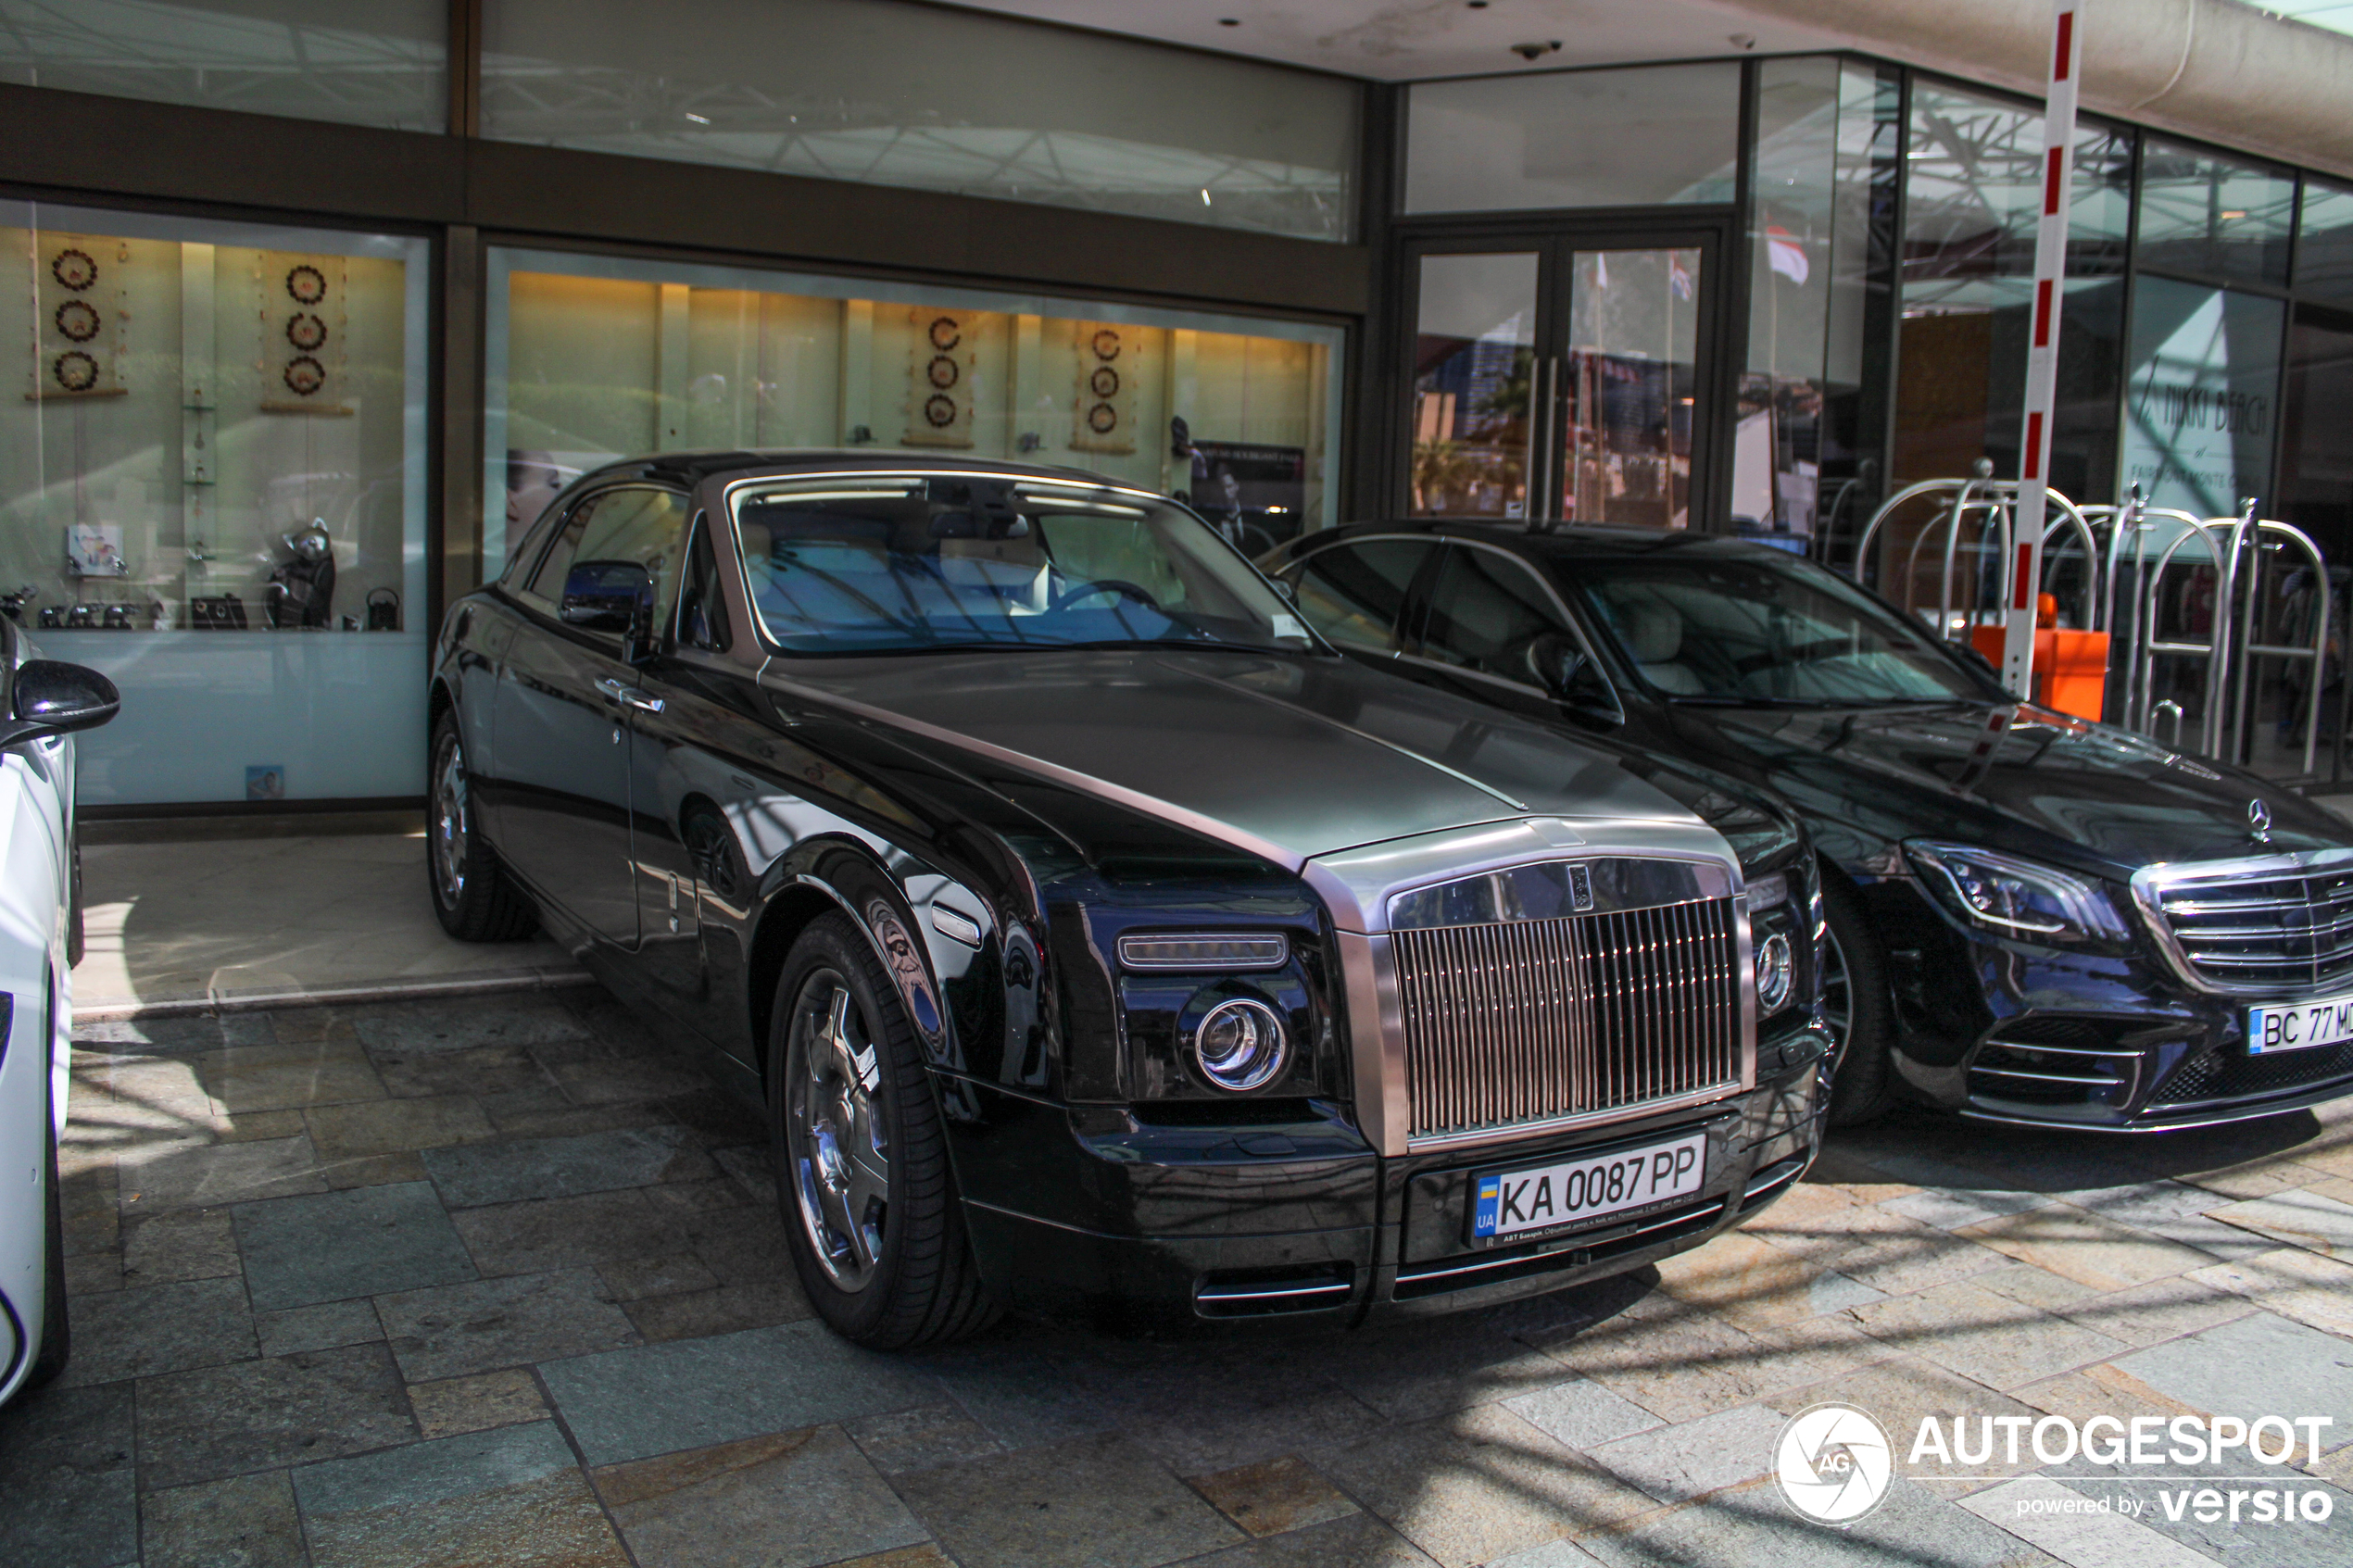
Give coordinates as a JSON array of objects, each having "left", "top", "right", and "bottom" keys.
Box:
[{"left": 1263, "top": 520, "right": 2353, "bottom": 1135}]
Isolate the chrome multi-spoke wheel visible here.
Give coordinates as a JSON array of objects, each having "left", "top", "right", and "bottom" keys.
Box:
[
  {"left": 785, "top": 968, "right": 891, "bottom": 1292},
  {"left": 1821, "top": 924, "right": 1853, "bottom": 1076},
  {"left": 431, "top": 729, "right": 469, "bottom": 911},
  {"left": 1819, "top": 878, "right": 1895, "bottom": 1126},
  {"left": 424, "top": 709, "right": 536, "bottom": 942},
  {"left": 767, "top": 912, "right": 1000, "bottom": 1348}
]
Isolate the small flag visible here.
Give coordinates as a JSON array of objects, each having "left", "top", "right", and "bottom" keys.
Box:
[{"left": 1765, "top": 226, "right": 1809, "bottom": 285}]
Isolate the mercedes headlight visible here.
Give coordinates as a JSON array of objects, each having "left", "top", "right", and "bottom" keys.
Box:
[{"left": 1905, "top": 841, "right": 2129, "bottom": 946}]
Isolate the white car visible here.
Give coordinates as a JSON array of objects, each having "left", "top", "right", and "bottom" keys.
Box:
[{"left": 0, "top": 617, "right": 118, "bottom": 1404}]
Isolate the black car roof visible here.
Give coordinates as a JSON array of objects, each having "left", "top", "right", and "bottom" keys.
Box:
[{"left": 572, "top": 448, "right": 1151, "bottom": 494}]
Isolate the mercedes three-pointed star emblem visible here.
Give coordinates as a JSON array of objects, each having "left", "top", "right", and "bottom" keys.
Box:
[{"left": 2249, "top": 797, "right": 2272, "bottom": 844}]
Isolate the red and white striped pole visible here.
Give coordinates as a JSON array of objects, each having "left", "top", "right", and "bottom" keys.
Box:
[{"left": 2003, "top": 1, "right": 2082, "bottom": 701}]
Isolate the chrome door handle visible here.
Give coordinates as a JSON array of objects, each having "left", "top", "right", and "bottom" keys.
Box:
[{"left": 595, "top": 677, "right": 665, "bottom": 715}]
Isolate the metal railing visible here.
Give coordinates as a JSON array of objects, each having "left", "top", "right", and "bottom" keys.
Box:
[
  {"left": 1846, "top": 478, "right": 2332, "bottom": 776},
  {"left": 1849, "top": 462, "right": 2104, "bottom": 637}
]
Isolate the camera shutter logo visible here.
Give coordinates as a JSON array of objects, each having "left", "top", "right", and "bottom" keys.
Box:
[{"left": 1776, "top": 1402, "right": 1894, "bottom": 1524}]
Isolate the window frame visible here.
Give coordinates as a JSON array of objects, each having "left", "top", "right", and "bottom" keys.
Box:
[
  {"left": 511, "top": 482, "right": 696, "bottom": 638},
  {"left": 1276, "top": 532, "right": 1448, "bottom": 657},
  {"left": 1401, "top": 539, "right": 1615, "bottom": 702}
]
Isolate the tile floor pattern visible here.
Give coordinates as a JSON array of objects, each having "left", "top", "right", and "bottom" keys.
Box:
[
  {"left": 3, "top": 987, "right": 2350, "bottom": 1567},
  {"left": 74, "top": 833, "right": 583, "bottom": 1016}
]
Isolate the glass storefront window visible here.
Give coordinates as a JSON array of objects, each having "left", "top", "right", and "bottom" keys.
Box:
[
  {"left": 2137, "top": 140, "right": 2296, "bottom": 287},
  {"left": 478, "top": 0, "right": 1357, "bottom": 242},
  {"left": 3, "top": 202, "right": 429, "bottom": 805},
  {"left": 2296, "top": 180, "right": 2353, "bottom": 305},
  {"left": 0, "top": 0, "right": 447, "bottom": 132},
  {"left": 1894, "top": 84, "right": 2133, "bottom": 500},
  {"left": 1739, "top": 57, "right": 1899, "bottom": 551},
  {"left": 1403, "top": 64, "right": 1741, "bottom": 214},
  {"left": 2279, "top": 307, "right": 2353, "bottom": 567},
  {"left": 484, "top": 248, "right": 1341, "bottom": 578},
  {"left": 2121, "top": 277, "right": 2284, "bottom": 519}
]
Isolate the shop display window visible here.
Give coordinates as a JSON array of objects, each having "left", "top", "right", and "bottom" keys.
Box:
[
  {"left": 484, "top": 249, "right": 1340, "bottom": 581},
  {"left": 478, "top": 0, "right": 1356, "bottom": 242},
  {"left": 2, "top": 202, "right": 428, "bottom": 805},
  {"left": 0, "top": 0, "right": 447, "bottom": 132},
  {"left": 1403, "top": 63, "right": 1741, "bottom": 215}
]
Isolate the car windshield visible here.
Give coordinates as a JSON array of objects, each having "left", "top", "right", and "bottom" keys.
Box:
[
  {"left": 1565, "top": 551, "right": 1994, "bottom": 706},
  {"left": 733, "top": 476, "right": 1316, "bottom": 656}
]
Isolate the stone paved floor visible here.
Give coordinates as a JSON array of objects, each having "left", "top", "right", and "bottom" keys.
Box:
[
  {"left": 74, "top": 832, "right": 582, "bottom": 1017},
  {"left": 5, "top": 986, "right": 2351, "bottom": 1568}
]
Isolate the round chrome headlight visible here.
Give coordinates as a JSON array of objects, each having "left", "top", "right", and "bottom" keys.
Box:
[
  {"left": 1193, "top": 997, "right": 1289, "bottom": 1092},
  {"left": 1756, "top": 932, "right": 1794, "bottom": 1013}
]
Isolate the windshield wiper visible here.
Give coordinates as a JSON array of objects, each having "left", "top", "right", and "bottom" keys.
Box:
[{"left": 1667, "top": 694, "right": 1977, "bottom": 709}]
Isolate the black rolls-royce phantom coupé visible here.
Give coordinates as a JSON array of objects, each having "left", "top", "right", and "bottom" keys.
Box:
[{"left": 428, "top": 452, "right": 1831, "bottom": 1346}]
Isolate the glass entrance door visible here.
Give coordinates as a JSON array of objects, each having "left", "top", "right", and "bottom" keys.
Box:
[
  {"left": 1403, "top": 228, "right": 1724, "bottom": 528},
  {"left": 1409, "top": 252, "right": 1540, "bottom": 518},
  {"left": 1561, "top": 247, "right": 1703, "bottom": 529}
]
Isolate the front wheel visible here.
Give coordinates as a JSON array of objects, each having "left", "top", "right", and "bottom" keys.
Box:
[
  {"left": 769, "top": 912, "right": 998, "bottom": 1349},
  {"left": 25, "top": 1028, "right": 70, "bottom": 1391},
  {"left": 426, "top": 710, "right": 537, "bottom": 942},
  {"left": 1820, "top": 875, "right": 1896, "bottom": 1127}
]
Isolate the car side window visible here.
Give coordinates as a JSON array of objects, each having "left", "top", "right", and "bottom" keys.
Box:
[
  {"left": 1418, "top": 545, "right": 1574, "bottom": 687},
  {"left": 525, "top": 487, "right": 693, "bottom": 632},
  {"left": 676, "top": 515, "right": 733, "bottom": 652},
  {"left": 1280, "top": 540, "right": 1435, "bottom": 654}
]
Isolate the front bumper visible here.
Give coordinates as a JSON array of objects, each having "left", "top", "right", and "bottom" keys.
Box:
[
  {"left": 1862, "top": 874, "right": 2353, "bottom": 1131},
  {"left": 945, "top": 1031, "right": 1829, "bottom": 1328}
]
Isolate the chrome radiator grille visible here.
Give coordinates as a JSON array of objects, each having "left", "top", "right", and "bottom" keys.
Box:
[
  {"left": 2149, "top": 862, "right": 2353, "bottom": 993},
  {"left": 1392, "top": 897, "right": 1742, "bottom": 1141}
]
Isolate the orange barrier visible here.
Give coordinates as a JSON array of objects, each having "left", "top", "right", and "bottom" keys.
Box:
[{"left": 1969, "top": 594, "right": 2110, "bottom": 722}]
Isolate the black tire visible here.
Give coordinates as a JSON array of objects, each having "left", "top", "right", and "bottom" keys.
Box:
[
  {"left": 65, "top": 834, "right": 83, "bottom": 970},
  {"left": 427, "top": 709, "right": 537, "bottom": 943},
  {"left": 26, "top": 1035, "right": 69, "bottom": 1390},
  {"left": 769, "top": 912, "right": 999, "bottom": 1349},
  {"left": 1821, "top": 873, "right": 1897, "bottom": 1128}
]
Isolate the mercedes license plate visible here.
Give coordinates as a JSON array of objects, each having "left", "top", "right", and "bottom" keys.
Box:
[
  {"left": 2247, "top": 993, "right": 2353, "bottom": 1055},
  {"left": 1469, "top": 1131, "right": 1707, "bottom": 1247}
]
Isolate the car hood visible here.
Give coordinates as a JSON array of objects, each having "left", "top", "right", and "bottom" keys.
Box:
[
  {"left": 762, "top": 648, "right": 1705, "bottom": 865},
  {"left": 1677, "top": 699, "right": 2344, "bottom": 872}
]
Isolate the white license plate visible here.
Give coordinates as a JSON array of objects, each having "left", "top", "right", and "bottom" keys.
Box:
[
  {"left": 1470, "top": 1131, "right": 1708, "bottom": 1245},
  {"left": 2247, "top": 993, "right": 2353, "bottom": 1055}
]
